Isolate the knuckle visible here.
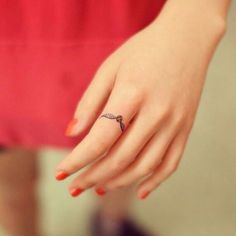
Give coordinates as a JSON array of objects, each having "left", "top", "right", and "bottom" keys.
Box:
[
  {"left": 83, "top": 175, "right": 95, "bottom": 187},
  {"left": 157, "top": 105, "right": 170, "bottom": 118},
  {"left": 127, "top": 88, "right": 143, "bottom": 105},
  {"left": 118, "top": 81, "right": 143, "bottom": 103},
  {"left": 77, "top": 173, "right": 95, "bottom": 187},
  {"left": 148, "top": 106, "right": 171, "bottom": 129},
  {"left": 144, "top": 181, "right": 157, "bottom": 192},
  {"left": 109, "top": 182, "right": 125, "bottom": 190},
  {"left": 109, "top": 161, "right": 120, "bottom": 173},
  {"left": 144, "top": 106, "right": 168, "bottom": 127},
  {"left": 140, "top": 165, "right": 155, "bottom": 176},
  {"left": 172, "top": 111, "right": 186, "bottom": 127},
  {"left": 165, "top": 162, "right": 178, "bottom": 175},
  {"left": 156, "top": 103, "right": 172, "bottom": 119},
  {"left": 111, "top": 157, "right": 132, "bottom": 171},
  {"left": 89, "top": 141, "right": 107, "bottom": 156},
  {"left": 69, "top": 162, "right": 81, "bottom": 172}
]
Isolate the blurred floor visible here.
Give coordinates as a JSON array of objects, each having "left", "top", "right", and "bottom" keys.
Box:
[{"left": 0, "top": 2, "right": 235, "bottom": 236}]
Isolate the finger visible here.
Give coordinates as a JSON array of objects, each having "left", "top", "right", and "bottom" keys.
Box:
[
  {"left": 65, "top": 58, "right": 118, "bottom": 137},
  {"left": 56, "top": 83, "right": 143, "bottom": 178},
  {"left": 137, "top": 132, "right": 188, "bottom": 199},
  {"left": 104, "top": 122, "right": 178, "bottom": 190},
  {"left": 67, "top": 105, "right": 169, "bottom": 192}
]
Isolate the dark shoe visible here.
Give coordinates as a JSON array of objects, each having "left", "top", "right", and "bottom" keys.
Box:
[{"left": 91, "top": 210, "right": 152, "bottom": 236}]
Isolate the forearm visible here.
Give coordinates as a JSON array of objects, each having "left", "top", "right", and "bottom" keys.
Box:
[
  {"left": 144, "top": 0, "right": 231, "bottom": 72},
  {"left": 163, "top": 0, "right": 231, "bottom": 19},
  {"left": 156, "top": 0, "right": 231, "bottom": 26}
]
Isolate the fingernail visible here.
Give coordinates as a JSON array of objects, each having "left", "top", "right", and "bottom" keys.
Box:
[
  {"left": 139, "top": 191, "right": 150, "bottom": 200},
  {"left": 70, "top": 188, "right": 84, "bottom": 197},
  {"left": 55, "top": 171, "right": 69, "bottom": 181},
  {"left": 95, "top": 187, "right": 106, "bottom": 196},
  {"left": 65, "top": 118, "right": 78, "bottom": 136}
]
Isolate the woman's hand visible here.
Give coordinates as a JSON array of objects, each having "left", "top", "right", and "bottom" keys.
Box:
[{"left": 55, "top": 0, "right": 227, "bottom": 199}]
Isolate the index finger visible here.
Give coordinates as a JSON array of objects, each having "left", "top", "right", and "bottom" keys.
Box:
[{"left": 55, "top": 84, "right": 142, "bottom": 178}]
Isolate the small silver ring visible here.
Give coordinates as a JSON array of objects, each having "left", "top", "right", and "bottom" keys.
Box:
[{"left": 100, "top": 113, "right": 125, "bottom": 132}]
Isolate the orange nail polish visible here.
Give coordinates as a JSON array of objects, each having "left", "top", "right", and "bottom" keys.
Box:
[
  {"left": 70, "top": 188, "right": 84, "bottom": 197},
  {"left": 55, "top": 171, "right": 69, "bottom": 181},
  {"left": 140, "top": 191, "right": 150, "bottom": 200},
  {"left": 95, "top": 187, "right": 106, "bottom": 196},
  {"left": 65, "top": 118, "right": 78, "bottom": 136}
]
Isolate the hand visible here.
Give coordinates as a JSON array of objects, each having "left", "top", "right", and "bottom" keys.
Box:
[{"left": 55, "top": 3, "right": 225, "bottom": 199}]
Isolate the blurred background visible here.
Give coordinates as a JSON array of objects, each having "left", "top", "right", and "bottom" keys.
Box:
[{"left": 0, "top": 2, "right": 235, "bottom": 236}]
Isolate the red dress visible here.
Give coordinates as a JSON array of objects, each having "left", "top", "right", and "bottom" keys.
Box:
[{"left": 0, "top": 0, "right": 165, "bottom": 149}]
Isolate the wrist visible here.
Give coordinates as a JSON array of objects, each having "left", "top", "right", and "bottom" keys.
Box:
[
  {"left": 151, "top": 0, "right": 228, "bottom": 40},
  {"left": 145, "top": 1, "right": 229, "bottom": 60}
]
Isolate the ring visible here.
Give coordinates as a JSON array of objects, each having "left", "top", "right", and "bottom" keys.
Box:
[{"left": 100, "top": 113, "right": 125, "bottom": 132}]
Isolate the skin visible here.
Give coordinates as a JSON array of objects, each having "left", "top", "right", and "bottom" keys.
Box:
[
  {"left": 0, "top": 148, "right": 39, "bottom": 236},
  {"left": 56, "top": 0, "right": 231, "bottom": 199}
]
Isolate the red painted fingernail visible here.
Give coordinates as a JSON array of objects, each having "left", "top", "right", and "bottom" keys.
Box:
[
  {"left": 55, "top": 171, "right": 69, "bottom": 181},
  {"left": 65, "top": 118, "right": 78, "bottom": 136},
  {"left": 140, "top": 191, "right": 150, "bottom": 200},
  {"left": 70, "top": 188, "right": 84, "bottom": 197},
  {"left": 95, "top": 187, "right": 106, "bottom": 196}
]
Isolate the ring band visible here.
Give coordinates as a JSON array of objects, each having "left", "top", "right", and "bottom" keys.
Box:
[{"left": 100, "top": 113, "right": 125, "bottom": 132}]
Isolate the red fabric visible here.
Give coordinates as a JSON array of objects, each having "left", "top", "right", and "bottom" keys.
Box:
[{"left": 0, "top": 0, "right": 165, "bottom": 149}]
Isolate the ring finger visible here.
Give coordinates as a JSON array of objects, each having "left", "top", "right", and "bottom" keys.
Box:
[{"left": 103, "top": 120, "right": 180, "bottom": 191}]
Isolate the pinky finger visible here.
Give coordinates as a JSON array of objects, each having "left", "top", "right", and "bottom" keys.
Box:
[{"left": 137, "top": 132, "right": 188, "bottom": 200}]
